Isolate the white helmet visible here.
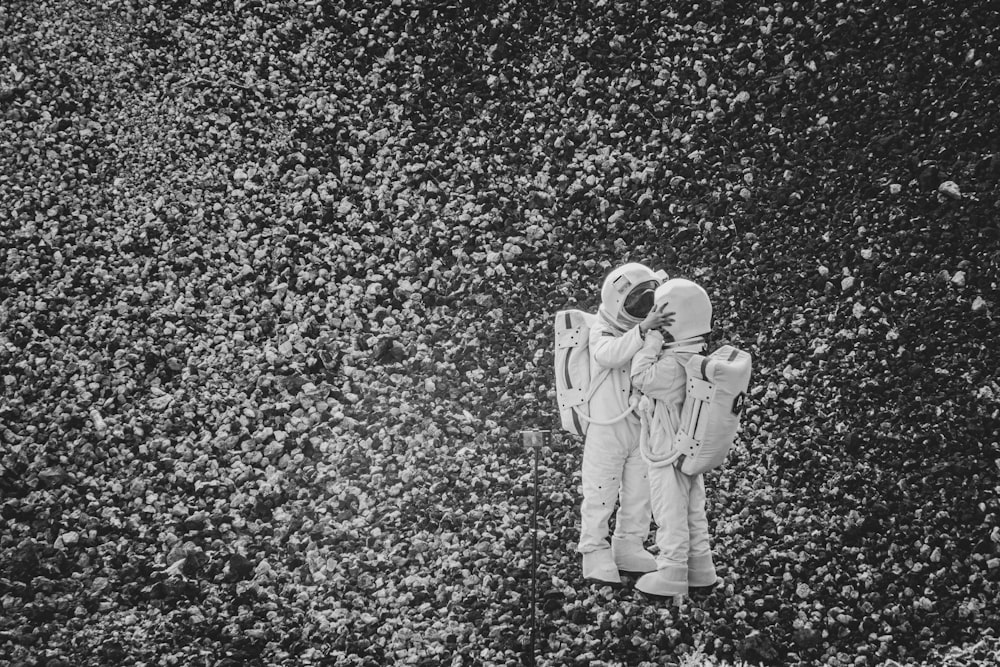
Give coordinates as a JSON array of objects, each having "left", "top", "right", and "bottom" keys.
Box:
[
  {"left": 599, "top": 263, "right": 667, "bottom": 331},
  {"left": 654, "top": 278, "right": 712, "bottom": 343}
]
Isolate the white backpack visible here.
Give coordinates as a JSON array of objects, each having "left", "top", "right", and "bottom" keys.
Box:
[
  {"left": 554, "top": 310, "right": 637, "bottom": 436},
  {"left": 673, "top": 345, "right": 752, "bottom": 475}
]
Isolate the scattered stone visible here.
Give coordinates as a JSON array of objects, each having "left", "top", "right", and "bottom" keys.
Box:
[{"left": 938, "top": 180, "right": 962, "bottom": 199}]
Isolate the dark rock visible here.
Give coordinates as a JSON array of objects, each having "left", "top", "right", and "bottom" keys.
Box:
[
  {"left": 792, "top": 627, "right": 821, "bottom": 648},
  {"left": 918, "top": 164, "right": 940, "bottom": 190},
  {"left": 736, "top": 629, "right": 783, "bottom": 664},
  {"left": 227, "top": 553, "right": 254, "bottom": 581}
]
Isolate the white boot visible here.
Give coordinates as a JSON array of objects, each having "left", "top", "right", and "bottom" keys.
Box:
[
  {"left": 688, "top": 553, "right": 718, "bottom": 588},
  {"left": 582, "top": 549, "right": 621, "bottom": 584},
  {"left": 611, "top": 536, "right": 657, "bottom": 574},
  {"left": 636, "top": 564, "right": 688, "bottom": 597}
]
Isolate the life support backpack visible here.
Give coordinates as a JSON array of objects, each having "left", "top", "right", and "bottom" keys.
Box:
[
  {"left": 554, "top": 310, "right": 637, "bottom": 437},
  {"left": 673, "top": 345, "right": 752, "bottom": 475}
]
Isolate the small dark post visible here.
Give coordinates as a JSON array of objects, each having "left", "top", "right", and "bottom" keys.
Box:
[{"left": 520, "top": 429, "right": 550, "bottom": 667}]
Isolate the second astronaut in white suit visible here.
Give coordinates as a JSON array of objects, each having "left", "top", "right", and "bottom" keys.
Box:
[{"left": 630, "top": 279, "right": 721, "bottom": 597}]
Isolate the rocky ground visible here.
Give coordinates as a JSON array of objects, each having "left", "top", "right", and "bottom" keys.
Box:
[{"left": 1, "top": 0, "right": 999, "bottom": 665}]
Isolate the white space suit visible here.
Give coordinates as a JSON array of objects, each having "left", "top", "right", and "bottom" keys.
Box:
[
  {"left": 629, "top": 279, "right": 719, "bottom": 597},
  {"left": 578, "top": 263, "right": 662, "bottom": 584}
]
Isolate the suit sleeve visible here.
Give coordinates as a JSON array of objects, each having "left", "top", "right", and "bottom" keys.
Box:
[
  {"left": 630, "top": 330, "right": 682, "bottom": 398},
  {"left": 589, "top": 321, "right": 644, "bottom": 369}
]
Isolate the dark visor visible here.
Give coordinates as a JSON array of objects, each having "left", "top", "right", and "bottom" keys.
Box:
[{"left": 623, "top": 281, "right": 658, "bottom": 318}]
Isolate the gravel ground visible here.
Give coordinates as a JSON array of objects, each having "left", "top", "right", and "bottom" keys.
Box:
[{"left": 1, "top": 1, "right": 999, "bottom": 665}]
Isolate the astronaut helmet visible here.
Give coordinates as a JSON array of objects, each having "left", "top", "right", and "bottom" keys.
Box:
[
  {"left": 599, "top": 263, "right": 667, "bottom": 331},
  {"left": 654, "top": 278, "right": 712, "bottom": 344}
]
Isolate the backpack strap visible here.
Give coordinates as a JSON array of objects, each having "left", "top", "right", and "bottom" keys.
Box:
[
  {"left": 572, "top": 367, "right": 638, "bottom": 426},
  {"left": 573, "top": 400, "right": 637, "bottom": 426}
]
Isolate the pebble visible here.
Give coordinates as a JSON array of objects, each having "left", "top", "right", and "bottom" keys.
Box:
[
  {"left": 90, "top": 409, "right": 107, "bottom": 432},
  {"left": 56, "top": 531, "right": 80, "bottom": 547},
  {"left": 937, "top": 180, "right": 962, "bottom": 198}
]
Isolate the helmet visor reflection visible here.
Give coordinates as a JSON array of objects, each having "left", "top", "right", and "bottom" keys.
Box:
[{"left": 623, "top": 281, "right": 657, "bottom": 318}]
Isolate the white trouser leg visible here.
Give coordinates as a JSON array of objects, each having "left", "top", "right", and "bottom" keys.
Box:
[
  {"left": 637, "top": 464, "right": 690, "bottom": 596},
  {"left": 651, "top": 464, "right": 691, "bottom": 567},
  {"left": 578, "top": 425, "right": 628, "bottom": 554},
  {"left": 612, "top": 443, "right": 652, "bottom": 545},
  {"left": 686, "top": 473, "right": 717, "bottom": 586}
]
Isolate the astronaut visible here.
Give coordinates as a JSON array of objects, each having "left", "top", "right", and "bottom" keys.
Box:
[
  {"left": 630, "top": 279, "right": 719, "bottom": 597},
  {"left": 579, "top": 263, "right": 672, "bottom": 583}
]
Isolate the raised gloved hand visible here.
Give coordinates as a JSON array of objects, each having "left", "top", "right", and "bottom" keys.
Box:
[{"left": 639, "top": 303, "right": 675, "bottom": 335}]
